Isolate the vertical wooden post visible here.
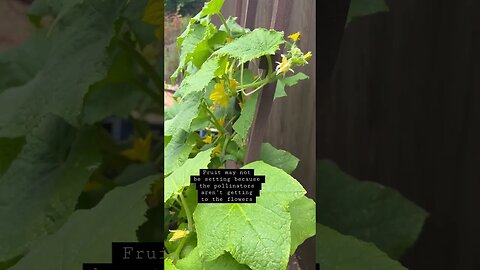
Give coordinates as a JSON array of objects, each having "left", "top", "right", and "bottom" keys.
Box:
[
  {"left": 225, "top": 1, "right": 305, "bottom": 269},
  {"left": 235, "top": 0, "right": 244, "bottom": 25},
  {"left": 243, "top": 0, "right": 258, "bottom": 29},
  {"left": 225, "top": 0, "right": 259, "bottom": 169},
  {"left": 244, "top": 0, "right": 292, "bottom": 164}
]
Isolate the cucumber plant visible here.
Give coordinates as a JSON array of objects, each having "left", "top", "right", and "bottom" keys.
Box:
[
  {"left": 164, "top": 0, "right": 315, "bottom": 269},
  {"left": 0, "top": 0, "right": 164, "bottom": 269}
]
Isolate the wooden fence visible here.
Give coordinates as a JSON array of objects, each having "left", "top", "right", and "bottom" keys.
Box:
[
  {"left": 221, "top": 0, "right": 316, "bottom": 197},
  {"left": 220, "top": 0, "right": 316, "bottom": 198},
  {"left": 220, "top": 1, "right": 316, "bottom": 269}
]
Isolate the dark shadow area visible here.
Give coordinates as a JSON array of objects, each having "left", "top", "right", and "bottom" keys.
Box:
[{"left": 317, "top": 0, "right": 480, "bottom": 269}]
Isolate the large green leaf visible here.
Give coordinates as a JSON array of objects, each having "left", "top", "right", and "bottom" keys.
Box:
[
  {"left": 143, "top": 0, "right": 162, "bottom": 25},
  {"left": 317, "top": 160, "right": 428, "bottom": 259},
  {"left": 30, "top": 0, "right": 155, "bottom": 45},
  {"left": 259, "top": 143, "right": 299, "bottom": 174},
  {"left": 173, "top": 23, "right": 207, "bottom": 79},
  {"left": 165, "top": 130, "right": 197, "bottom": 175},
  {"left": 198, "top": 0, "right": 225, "bottom": 17},
  {"left": 213, "top": 28, "right": 285, "bottom": 64},
  {"left": 175, "top": 18, "right": 197, "bottom": 54},
  {"left": 194, "top": 161, "right": 306, "bottom": 270},
  {"left": 0, "top": 116, "right": 101, "bottom": 267},
  {"left": 165, "top": 102, "right": 182, "bottom": 121},
  {"left": 172, "top": 23, "right": 219, "bottom": 80},
  {"left": 164, "top": 92, "right": 203, "bottom": 137},
  {"left": 174, "top": 58, "right": 220, "bottom": 98},
  {"left": 347, "top": 0, "right": 389, "bottom": 25},
  {"left": 219, "top": 16, "right": 249, "bottom": 38},
  {"left": 82, "top": 83, "right": 146, "bottom": 124},
  {"left": 28, "top": 0, "right": 81, "bottom": 18},
  {"left": 317, "top": 224, "right": 406, "bottom": 270},
  {"left": 9, "top": 175, "right": 157, "bottom": 270},
  {"left": 127, "top": 0, "right": 157, "bottom": 47},
  {"left": 176, "top": 247, "right": 248, "bottom": 270},
  {"left": 164, "top": 149, "right": 213, "bottom": 203},
  {"left": 81, "top": 44, "right": 148, "bottom": 124},
  {"left": 232, "top": 92, "right": 258, "bottom": 140},
  {"left": 289, "top": 196, "right": 316, "bottom": 255},
  {"left": 0, "top": 31, "right": 49, "bottom": 93},
  {"left": 114, "top": 163, "right": 158, "bottom": 186},
  {"left": 0, "top": 0, "right": 131, "bottom": 137}
]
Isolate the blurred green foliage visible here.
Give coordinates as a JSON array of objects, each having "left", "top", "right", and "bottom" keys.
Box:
[{"left": 165, "top": 0, "right": 207, "bottom": 15}]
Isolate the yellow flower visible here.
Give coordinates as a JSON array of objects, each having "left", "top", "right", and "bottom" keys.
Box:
[
  {"left": 229, "top": 79, "right": 238, "bottom": 91},
  {"left": 239, "top": 102, "right": 244, "bottom": 109},
  {"left": 209, "top": 81, "right": 229, "bottom": 108},
  {"left": 212, "top": 144, "right": 222, "bottom": 157},
  {"left": 169, "top": 229, "right": 190, "bottom": 242},
  {"left": 275, "top": 55, "right": 293, "bottom": 76},
  {"left": 288, "top": 32, "right": 301, "bottom": 42},
  {"left": 218, "top": 117, "right": 225, "bottom": 127},
  {"left": 143, "top": 0, "right": 162, "bottom": 25},
  {"left": 303, "top": 51, "right": 312, "bottom": 61},
  {"left": 143, "top": 0, "right": 163, "bottom": 40},
  {"left": 122, "top": 133, "right": 152, "bottom": 162},
  {"left": 203, "top": 134, "right": 213, "bottom": 144},
  {"left": 226, "top": 37, "right": 233, "bottom": 43}
]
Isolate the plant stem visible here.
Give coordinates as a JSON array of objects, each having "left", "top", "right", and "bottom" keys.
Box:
[
  {"left": 170, "top": 204, "right": 181, "bottom": 212},
  {"left": 228, "top": 59, "right": 235, "bottom": 80},
  {"left": 235, "top": 93, "right": 243, "bottom": 104},
  {"left": 179, "top": 192, "right": 193, "bottom": 232},
  {"left": 240, "top": 61, "right": 244, "bottom": 86},
  {"left": 225, "top": 115, "right": 238, "bottom": 129},
  {"left": 221, "top": 134, "right": 231, "bottom": 158},
  {"left": 236, "top": 55, "right": 280, "bottom": 91},
  {"left": 266, "top": 54, "right": 273, "bottom": 77},
  {"left": 237, "top": 77, "right": 267, "bottom": 90},
  {"left": 245, "top": 82, "right": 267, "bottom": 96},
  {"left": 171, "top": 236, "right": 188, "bottom": 261},
  {"left": 218, "top": 13, "right": 231, "bottom": 36},
  {"left": 202, "top": 103, "right": 227, "bottom": 134},
  {"left": 237, "top": 73, "right": 281, "bottom": 90}
]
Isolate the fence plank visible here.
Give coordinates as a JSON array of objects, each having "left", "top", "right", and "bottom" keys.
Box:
[{"left": 245, "top": 0, "right": 291, "bottom": 164}]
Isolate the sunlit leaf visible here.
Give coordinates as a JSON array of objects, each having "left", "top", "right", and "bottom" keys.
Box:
[
  {"left": 0, "top": 116, "right": 101, "bottom": 266},
  {"left": 9, "top": 176, "right": 157, "bottom": 270},
  {"left": 214, "top": 29, "right": 285, "bottom": 64},
  {"left": 194, "top": 161, "right": 307, "bottom": 270},
  {"left": 164, "top": 149, "right": 213, "bottom": 203}
]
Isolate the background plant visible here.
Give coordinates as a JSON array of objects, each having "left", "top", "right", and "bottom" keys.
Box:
[
  {"left": 0, "top": 0, "right": 163, "bottom": 269},
  {"left": 164, "top": 0, "right": 315, "bottom": 269}
]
